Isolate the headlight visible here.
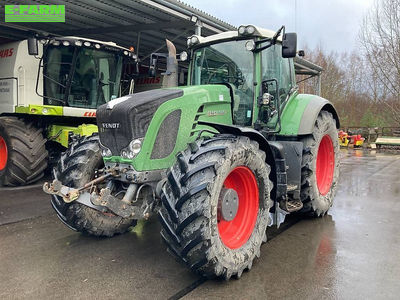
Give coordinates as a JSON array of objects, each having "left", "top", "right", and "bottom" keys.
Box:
[
  {"left": 238, "top": 25, "right": 257, "bottom": 36},
  {"left": 190, "top": 36, "right": 199, "bottom": 45},
  {"left": 246, "top": 25, "right": 256, "bottom": 35},
  {"left": 128, "top": 139, "right": 142, "bottom": 155},
  {"left": 245, "top": 40, "right": 256, "bottom": 51},
  {"left": 180, "top": 51, "right": 188, "bottom": 61},
  {"left": 121, "top": 138, "right": 143, "bottom": 159},
  {"left": 187, "top": 36, "right": 200, "bottom": 48}
]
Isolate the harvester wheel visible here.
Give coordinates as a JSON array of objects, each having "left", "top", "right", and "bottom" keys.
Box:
[
  {"left": 300, "top": 111, "right": 340, "bottom": 216},
  {"left": 52, "top": 134, "right": 136, "bottom": 237},
  {"left": 0, "top": 116, "right": 48, "bottom": 186},
  {"left": 159, "top": 135, "right": 272, "bottom": 279}
]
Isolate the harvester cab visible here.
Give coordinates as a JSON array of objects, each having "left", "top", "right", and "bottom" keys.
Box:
[
  {"left": 0, "top": 35, "right": 137, "bottom": 186},
  {"left": 28, "top": 35, "right": 137, "bottom": 109},
  {"left": 44, "top": 25, "right": 340, "bottom": 280}
]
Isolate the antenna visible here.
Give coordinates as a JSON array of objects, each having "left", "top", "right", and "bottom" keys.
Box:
[{"left": 295, "top": 0, "right": 297, "bottom": 32}]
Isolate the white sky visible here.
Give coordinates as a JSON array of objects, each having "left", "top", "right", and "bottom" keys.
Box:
[{"left": 184, "top": 0, "right": 375, "bottom": 53}]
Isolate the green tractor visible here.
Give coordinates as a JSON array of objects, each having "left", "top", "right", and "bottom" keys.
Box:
[{"left": 44, "top": 25, "right": 340, "bottom": 279}]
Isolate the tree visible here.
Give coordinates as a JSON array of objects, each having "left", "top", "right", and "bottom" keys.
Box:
[{"left": 359, "top": 0, "right": 400, "bottom": 125}]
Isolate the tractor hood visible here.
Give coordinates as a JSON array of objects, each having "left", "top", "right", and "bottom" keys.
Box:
[{"left": 96, "top": 89, "right": 183, "bottom": 156}]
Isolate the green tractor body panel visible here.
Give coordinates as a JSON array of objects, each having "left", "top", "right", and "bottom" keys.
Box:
[
  {"left": 279, "top": 93, "right": 314, "bottom": 136},
  {"left": 47, "top": 124, "right": 98, "bottom": 148},
  {"left": 279, "top": 93, "right": 339, "bottom": 136},
  {"left": 103, "top": 85, "right": 233, "bottom": 171}
]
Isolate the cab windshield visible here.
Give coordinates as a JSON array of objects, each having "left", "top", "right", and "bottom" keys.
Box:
[
  {"left": 43, "top": 45, "right": 123, "bottom": 109},
  {"left": 191, "top": 40, "right": 254, "bottom": 126}
]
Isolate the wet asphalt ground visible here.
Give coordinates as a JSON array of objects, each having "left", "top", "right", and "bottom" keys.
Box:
[{"left": 0, "top": 149, "right": 400, "bottom": 299}]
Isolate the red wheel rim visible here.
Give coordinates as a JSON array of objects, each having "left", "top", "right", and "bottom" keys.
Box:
[
  {"left": 0, "top": 136, "right": 7, "bottom": 170},
  {"left": 218, "top": 166, "right": 259, "bottom": 249},
  {"left": 316, "top": 135, "right": 335, "bottom": 195}
]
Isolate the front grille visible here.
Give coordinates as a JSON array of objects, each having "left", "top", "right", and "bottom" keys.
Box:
[
  {"left": 96, "top": 89, "right": 183, "bottom": 155},
  {"left": 150, "top": 110, "right": 181, "bottom": 159}
]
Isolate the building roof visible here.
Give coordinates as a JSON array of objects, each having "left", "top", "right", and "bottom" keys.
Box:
[{"left": 0, "top": 0, "right": 236, "bottom": 60}]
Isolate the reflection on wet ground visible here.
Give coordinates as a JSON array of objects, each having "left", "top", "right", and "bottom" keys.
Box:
[
  {"left": 1, "top": 149, "right": 400, "bottom": 299},
  {"left": 185, "top": 149, "right": 400, "bottom": 299}
]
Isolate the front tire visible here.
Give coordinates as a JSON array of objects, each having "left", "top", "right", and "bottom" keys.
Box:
[
  {"left": 159, "top": 135, "right": 272, "bottom": 279},
  {"left": 300, "top": 111, "right": 340, "bottom": 216},
  {"left": 51, "top": 134, "right": 136, "bottom": 237},
  {"left": 0, "top": 117, "right": 48, "bottom": 186}
]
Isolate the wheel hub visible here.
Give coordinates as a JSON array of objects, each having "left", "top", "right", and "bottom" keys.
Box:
[
  {"left": 218, "top": 188, "right": 239, "bottom": 222},
  {"left": 217, "top": 166, "right": 259, "bottom": 249}
]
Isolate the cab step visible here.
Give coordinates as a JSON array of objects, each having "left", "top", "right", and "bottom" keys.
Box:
[{"left": 280, "top": 199, "right": 303, "bottom": 213}]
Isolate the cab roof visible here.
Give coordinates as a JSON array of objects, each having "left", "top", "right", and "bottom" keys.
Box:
[
  {"left": 50, "top": 36, "right": 131, "bottom": 52},
  {"left": 189, "top": 25, "right": 282, "bottom": 47}
]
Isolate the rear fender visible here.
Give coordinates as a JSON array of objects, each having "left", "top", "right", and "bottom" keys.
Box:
[{"left": 280, "top": 94, "right": 340, "bottom": 136}]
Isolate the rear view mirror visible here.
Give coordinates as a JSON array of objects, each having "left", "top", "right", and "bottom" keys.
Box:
[
  {"left": 28, "top": 37, "right": 38, "bottom": 56},
  {"left": 149, "top": 57, "right": 158, "bottom": 77},
  {"left": 282, "top": 33, "right": 297, "bottom": 58}
]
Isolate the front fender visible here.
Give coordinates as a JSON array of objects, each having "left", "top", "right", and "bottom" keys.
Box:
[
  {"left": 279, "top": 94, "right": 340, "bottom": 136},
  {"left": 197, "top": 121, "right": 278, "bottom": 199}
]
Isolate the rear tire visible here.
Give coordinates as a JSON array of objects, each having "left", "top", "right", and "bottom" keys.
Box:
[
  {"left": 51, "top": 134, "right": 136, "bottom": 237},
  {"left": 159, "top": 135, "right": 272, "bottom": 279},
  {"left": 0, "top": 117, "right": 48, "bottom": 186},
  {"left": 300, "top": 111, "right": 340, "bottom": 216}
]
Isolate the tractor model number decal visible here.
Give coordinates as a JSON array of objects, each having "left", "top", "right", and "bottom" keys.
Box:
[
  {"left": 0, "top": 48, "right": 14, "bottom": 58},
  {"left": 102, "top": 123, "right": 120, "bottom": 129},
  {"left": 83, "top": 112, "right": 96, "bottom": 117},
  {"left": 207, "top": 110, "right": 226, "bottom": 117}
]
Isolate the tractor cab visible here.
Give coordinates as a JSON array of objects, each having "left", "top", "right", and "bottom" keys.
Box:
[
  {"left": 28, "top": 36, "right": 137, "bottom": 109},
  {"left": 186, "top": 25, "right": 297, "bottom": 133}
]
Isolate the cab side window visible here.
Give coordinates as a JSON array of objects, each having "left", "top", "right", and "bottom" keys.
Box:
[
  {"left": 279, "top": 57, "right": 292, "bottom": 101},
  {"left": 261, "top": 45, "right": 293, "bottom": 102}
]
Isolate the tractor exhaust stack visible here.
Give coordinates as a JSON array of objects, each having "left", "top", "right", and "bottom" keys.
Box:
[{"left": 162, "top": 39, "right": 178, "bottom": 88}]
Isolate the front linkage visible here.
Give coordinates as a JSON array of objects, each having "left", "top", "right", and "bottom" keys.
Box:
[{"left": 44, "top": 164, "right": 162, "bottom": 220}]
